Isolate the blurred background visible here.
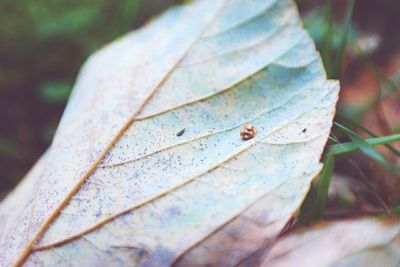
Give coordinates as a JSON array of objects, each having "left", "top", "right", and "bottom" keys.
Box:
[
  {"left": 0, "top": 0, "right": 399, "bottom": 221},
  {"left": 0, "top": 0, "right": 182, "bottom": 198}
]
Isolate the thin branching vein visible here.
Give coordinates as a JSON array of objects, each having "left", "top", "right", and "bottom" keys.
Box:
[{"left": 34, "top": 91, "right": 331, "bottom": 251}]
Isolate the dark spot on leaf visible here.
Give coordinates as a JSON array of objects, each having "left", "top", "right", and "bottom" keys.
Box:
[
  {"left": 302, "top": 128, "right": 307, "bottom": 133},
  {"left": 176, "top": 128, "right": 185, "bottom": 137}
]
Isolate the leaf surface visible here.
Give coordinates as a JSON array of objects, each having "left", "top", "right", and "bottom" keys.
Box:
[
  {"left": 263, "top": 219, "right": 400, "bottom": 267},
  {"left": 0, "top": 0, "right": 339, "bottom": 266}
]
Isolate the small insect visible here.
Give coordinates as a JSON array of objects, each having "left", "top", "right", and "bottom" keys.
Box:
[
  {"left": 176, "top": 128, "right": 185, "bottom": 137},
  {"left": 240, "top": 124, "right": 256, "bottom": 141}
]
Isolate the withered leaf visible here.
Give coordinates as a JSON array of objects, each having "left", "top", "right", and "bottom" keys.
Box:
[
  {"left": 0, "top": 0, "right": 339, "bottom": 266},
  {"left": 263, "top": 219, "right": 400, "bottom": 267}
]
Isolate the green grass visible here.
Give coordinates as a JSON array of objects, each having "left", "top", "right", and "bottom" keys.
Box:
[
  {"left": 330, "top": 134, "right": 400, "bottom": 156},
  {"left": 300, "top": 0, "right": 400, "bottom": 220}
]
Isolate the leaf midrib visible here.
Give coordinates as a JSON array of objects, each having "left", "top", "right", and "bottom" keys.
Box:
[
  {"left": 12, "top": 2, "right": 228, "bottom": 266},
  {"left": 33, "top": 87, "right": 332, "bottom": 251}
]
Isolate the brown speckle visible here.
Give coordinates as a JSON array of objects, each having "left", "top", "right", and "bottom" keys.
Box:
[{"left": 240, "top": 125, "right": 256, "bottom": 141}]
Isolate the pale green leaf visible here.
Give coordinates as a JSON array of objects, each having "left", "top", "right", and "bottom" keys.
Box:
[{"left": 0, "top": 0, "right": 339, "bottom": 266}]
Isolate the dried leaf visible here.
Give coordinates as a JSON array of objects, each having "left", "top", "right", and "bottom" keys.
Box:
[
  {"left": 0, "top": 0, "right": 339, "bottom": 266},
  {"left": 263, "top": 219, "right": 400, "bottom": 267}
]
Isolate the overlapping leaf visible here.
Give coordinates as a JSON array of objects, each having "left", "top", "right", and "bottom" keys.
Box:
[
  {"left": 263, "top": 219, "right": 400, "bottom": 267},
  {"left": 0, "top": 0, "right": 339, "bottom": 266}
]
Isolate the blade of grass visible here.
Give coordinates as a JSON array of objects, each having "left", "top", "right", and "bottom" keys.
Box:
[
  {"left": 332, "top": 0, "right": 354, "bottom": 79},
  {"left": 320, "top": 0, "right": 334, "bottom": 77},
  {"left": 335, "top": 122, "right": 400, "bottom": 174},
  {"left": 314, "top": 127, "right": 400, "bottom": 220},
  {"left": 313, "top": 153, "right": 335, "bottom": 219},
  {"left": 336, "top": 114, "right": 400, "bottom": 157},
  {"left": 330, "top": 134, "right": 400, "bottom": 156}
]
